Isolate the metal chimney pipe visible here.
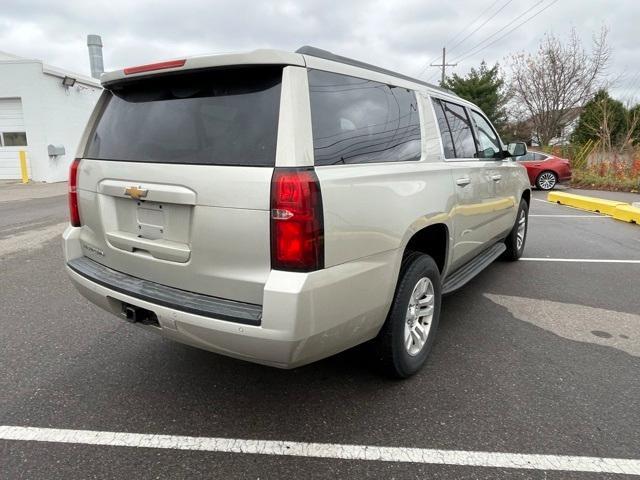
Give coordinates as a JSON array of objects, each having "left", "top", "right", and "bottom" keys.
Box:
[{"left": 87, "top": 34, "right": 104, "bottom": 79}]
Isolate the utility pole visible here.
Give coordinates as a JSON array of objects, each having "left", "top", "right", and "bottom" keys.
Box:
[{"left": 430, "top": 47, "right": 457, "bottom": 85}]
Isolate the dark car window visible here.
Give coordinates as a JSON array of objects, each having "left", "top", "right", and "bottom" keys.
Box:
[
  {"left": 308, "top": 70, "right": 421, "bottom": 165},
  {"left": 517, "top": 152, "right": 547, "bottom": 161},
  {"left": 470, "top": 110, "right": 501, "bottom": 158},
  {"left": 432, "top": 99, "right": 456, "bottom": 159},
  {"left": 441, "top": 101, "right": 477, "bottom": 158},
  {"left": 85, "top": 66, "right": 282, "bottom": 166}
]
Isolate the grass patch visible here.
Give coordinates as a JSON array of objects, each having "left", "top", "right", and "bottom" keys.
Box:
[{"left": 570, "top": 166, "right": 640, "bottom": 193}]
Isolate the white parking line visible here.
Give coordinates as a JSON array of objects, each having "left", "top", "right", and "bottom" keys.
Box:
[
  {"left": 1, "top": 426, "right": 639, "bottom": 475},
  {"left": 521, "top": 258, "right": 640, "bottom": 264}
]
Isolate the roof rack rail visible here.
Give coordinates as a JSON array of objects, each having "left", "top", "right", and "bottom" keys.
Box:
[{"left": 295, "top": 45, "right": 456, "bottom": 96}]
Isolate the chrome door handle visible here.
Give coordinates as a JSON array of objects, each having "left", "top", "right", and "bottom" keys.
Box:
[
  {"left": 456, "top": 177, "right": 471, "bottom": 186},
  {"left": 491, "top": 174, "right": 502, "bottom": 181}
]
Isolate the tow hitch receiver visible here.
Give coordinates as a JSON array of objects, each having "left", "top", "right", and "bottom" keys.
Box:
[{"left": 121, "top": 303, "right": 159, "bottom": 327}]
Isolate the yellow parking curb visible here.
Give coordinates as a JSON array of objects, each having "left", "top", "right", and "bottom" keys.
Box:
[
  {"left": 547, "top": 192, "right": 626, "bottom": 216},
  {"left": 547, "top": 192, "right": 639, "bottom": 224},
  {"left": 613, "top": 204, "right": 640, "bottom": 224}
]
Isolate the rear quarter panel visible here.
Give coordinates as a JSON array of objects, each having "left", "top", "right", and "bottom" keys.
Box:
[{"left": 315, "top": 162, "right": 456, "bottom": 268}]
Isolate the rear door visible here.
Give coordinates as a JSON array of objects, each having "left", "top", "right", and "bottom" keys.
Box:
[
  {"left": 468, "top": 109, "right": 518, "bottom": 237},
  {"left": 75, "top": 66, "right": 283, "bottom": 305},
  {"left": 432, "top": 98, "right": 497, "bottom": 271}
]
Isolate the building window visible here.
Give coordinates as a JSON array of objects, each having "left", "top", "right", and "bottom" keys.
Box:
[{"left": 2, "top": 132, "right": 28, "bottom": 147}]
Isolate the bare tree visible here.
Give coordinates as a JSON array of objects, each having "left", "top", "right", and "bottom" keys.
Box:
[{"left": 509, "top": 28, "right": 610, "bottom": 146}]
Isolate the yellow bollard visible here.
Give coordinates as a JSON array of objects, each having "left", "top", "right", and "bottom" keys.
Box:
[{"left": 19, "top": 150, "right": 29, "bottom": 184}]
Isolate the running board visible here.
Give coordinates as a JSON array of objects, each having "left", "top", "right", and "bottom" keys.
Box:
[{"left": 442, "top": 242, "right": 506, "bottom": 295}]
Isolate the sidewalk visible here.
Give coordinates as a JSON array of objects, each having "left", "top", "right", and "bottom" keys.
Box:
[{"left": 0, "top": 181, "right": 67, "bottom": 203}]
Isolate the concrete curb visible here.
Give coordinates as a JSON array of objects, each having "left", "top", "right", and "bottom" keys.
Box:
[
  {"left": 613, "top": 204, "right": 640, "bottom": 224},
  {"left": 547, "top": 192, "right": 639, "bottom": 225}
]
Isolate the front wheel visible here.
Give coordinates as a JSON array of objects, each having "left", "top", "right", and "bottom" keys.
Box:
[
  {"left": 503, "top": 199, "right": 529, "bottom": 261},
  {"left": 536, "top": 171, "right": 557, "bottom": 190},
  {"left": 374, "top": 252, "right": 441, "bottom": 378}
]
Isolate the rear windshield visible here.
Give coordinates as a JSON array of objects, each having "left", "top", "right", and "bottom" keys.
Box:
[{"left": 85, "top": 66, "right": 282, "bottom": 166}]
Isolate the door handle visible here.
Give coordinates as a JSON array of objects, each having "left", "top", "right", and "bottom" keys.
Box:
[
  {"left": 491, "top": 174, "right": 502, "bottom": 181},
  {"left": 456, "top": 177, "right": 471, "bottom": 186}
]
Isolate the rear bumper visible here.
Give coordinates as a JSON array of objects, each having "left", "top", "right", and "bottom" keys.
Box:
[
  {"left": 559, "top": 173, "right": 572, "bottom": 183},
  {"left": 63, "top": 226, "right": 398, "bottom": 368},
  {"left": 67, "top": 257, "right": 263, "bottom": 326},
  {"left": 557, "top": 165, "right": 572, "bottom": 183}
]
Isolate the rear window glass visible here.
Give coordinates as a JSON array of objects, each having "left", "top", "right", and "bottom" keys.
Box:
[
  {"left": 308, "top": 70, "right": 421, "bottom": 166},
  {"left": 441, "top": 101, "right": 476, "bottom": 158},
  {"left": 85, "top": 66, "right": 282, "bottom": 166},
  {"left": 432, "top": 99, "right": 456, "bottom": 159}
]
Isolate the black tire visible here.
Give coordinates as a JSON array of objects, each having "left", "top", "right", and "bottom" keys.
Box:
[
  {"left": 536, "top": 171, "right": 557, "bottom": 190},
  {"left": 503, "top": 198, "right": 529, "bottom": 261},
  {"left": 374, "top": 252, "right": 441, "bottom": 378}
]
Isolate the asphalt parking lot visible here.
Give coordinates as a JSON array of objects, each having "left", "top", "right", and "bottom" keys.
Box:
[{"left": 1, "top": 184, "right": 639, "bottom": 479}]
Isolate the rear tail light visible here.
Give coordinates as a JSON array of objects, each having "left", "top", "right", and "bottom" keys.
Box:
[
  {"left": 270, "top": 168, "right": 324, "bottom": 272},
  {"left": 124, "top": 59, "right": 186, "bottom": 75},
  {"left": 68, "top": 158, "right": 81, "bottom": 227}
]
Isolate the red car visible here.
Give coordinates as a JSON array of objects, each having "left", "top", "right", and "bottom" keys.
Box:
[{"left": 516, "top": 151, "right": 572, "bottom": 190}]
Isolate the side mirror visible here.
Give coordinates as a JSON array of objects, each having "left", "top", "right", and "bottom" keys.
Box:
[{"left": 507, "top": 142, "right": 527, "bottom": 157}]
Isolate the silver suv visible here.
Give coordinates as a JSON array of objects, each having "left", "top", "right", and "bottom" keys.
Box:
[{"left": 63, "top": 46, "right": 531, "bottom": 377}]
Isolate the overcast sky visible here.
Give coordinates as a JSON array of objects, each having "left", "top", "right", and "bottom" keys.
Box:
[{"left": 1, "top": 0, "right": 638, "bottom": 102}]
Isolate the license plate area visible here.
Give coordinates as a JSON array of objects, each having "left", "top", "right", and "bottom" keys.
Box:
[
  {"left": 102, "top": 196, "right": 193, "bottom": 244},
  {"left": 137, "top": 202, "right": 165, "bottom": 240}
]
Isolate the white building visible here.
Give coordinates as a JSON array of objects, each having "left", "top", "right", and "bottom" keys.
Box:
[{"left": 0, "top": 51, "right": 102, "bottom": 182}]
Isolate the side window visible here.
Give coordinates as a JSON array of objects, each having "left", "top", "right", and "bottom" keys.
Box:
[
  {"left": 308, "top": 70, "right": 421, "bottom": 165},
  {"left": 432, "top": 99, "right": 456, "bottom": 159},
  {"left": 535, "top": 153, "right": 548, "bottom": 161},
  {"left": 470, "top": 111, "right": 501, "bottom": 159},
  {"left": 441, "top": 101, "right": 476, "bottom": 158}
]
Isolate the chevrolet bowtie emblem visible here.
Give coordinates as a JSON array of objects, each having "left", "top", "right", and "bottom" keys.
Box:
[{"left": 124, "top": 186, "right": 148, "bottom": 200}]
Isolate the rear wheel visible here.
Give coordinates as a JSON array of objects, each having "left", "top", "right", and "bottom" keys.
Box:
[
  {"left": 374, "top": 253, "right": 441, "bottom": 378},
  {"left": 536, "top": 171, "right": 557, "bottom": 190},
  {"left": 503, "top": 199, "right": 529, "bottom": 261}
]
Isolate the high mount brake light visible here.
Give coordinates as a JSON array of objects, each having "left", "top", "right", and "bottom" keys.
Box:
[
  {"left": 68, "top": 158, "right": 81, "bottom": 227},
  {"left": 124, "top": 59, "right": 186, "bottom": 75},
  {"left": 270, "top": 169, "right": 324, "bottom": 272}
]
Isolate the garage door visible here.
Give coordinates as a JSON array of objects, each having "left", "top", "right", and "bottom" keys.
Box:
[{"left": 0, "top": 97, "right": 30, "bottom": 180}]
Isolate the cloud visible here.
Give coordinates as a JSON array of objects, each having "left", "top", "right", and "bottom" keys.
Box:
[{"left": 0, "top": 0, "right": 637, "bottom": 101}]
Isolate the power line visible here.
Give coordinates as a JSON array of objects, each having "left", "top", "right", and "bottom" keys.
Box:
[
  {"left": 453, "top": 0, "right": 559, "bottom": 64},
  {"left": 446, "top": 0, "right": 516, "bottom": 55},
  {"left": 414, "top": 0, "right": 504, "bottom": 78},
  {"left": 450, "top": 0, "right": 546, "bottom": 63},
  {"left": 443, "top": 0, "right": 502, "bottom": 48}
]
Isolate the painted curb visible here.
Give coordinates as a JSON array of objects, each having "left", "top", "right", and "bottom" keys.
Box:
[
  {"left": 613, "top": 204, "right": 640, "bottom": 224},
  {"left": 547, "top": 192, "right": 625, "bottom": 216},
  {"left": 547, "top": 192, "right": 639, "bottom": 225}
]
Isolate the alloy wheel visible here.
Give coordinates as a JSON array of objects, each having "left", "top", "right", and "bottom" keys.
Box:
[
  {"left": 404, "top": 277, "right": 435, "bottom": 356},
  {"left": 517, "top": 209, "right": 527, "bottom": 251},
  {"left": 538, "top": 172, "right": 557, "bottom": 190}
]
